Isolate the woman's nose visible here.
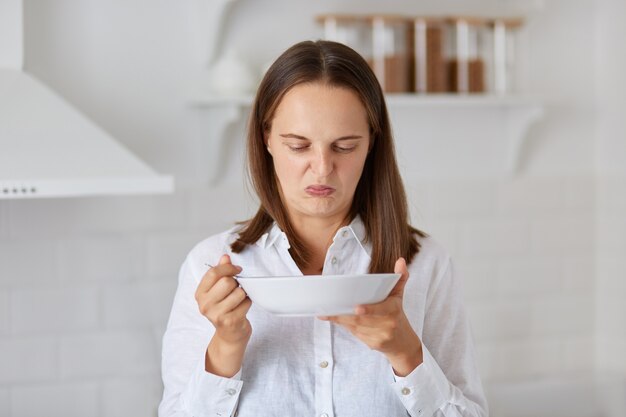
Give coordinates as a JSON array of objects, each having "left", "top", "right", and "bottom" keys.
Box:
[{"left": 311, "top": 149, "right": 333, "bottom": 177}]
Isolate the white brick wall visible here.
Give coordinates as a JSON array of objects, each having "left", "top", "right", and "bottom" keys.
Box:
[
  {"left": 596, "top": 176, "right": 626, "bottom": 373},
  {"left": 0, "top": 338, "right": 58, "bottom": 384},
  {"left": 145, "top": 232, "right": 207, "bottom": 278},
  {"left": 57, "top": 236, "right": 144, "bottom": 283},
  {"left": 0, "top": 291, "right": 8, "bottom": 336},
  {"left": 103, "top": 281, "right": 177, "bottom": 329},
  {"left": 0, "top": 175, "right": 601, "bottom": 414},
  {"left": 404, "top": 176, "right": 598, "bottom": 384},
  {"left": 461, "top": 220, "right": 532, "bottom": 257},
  {"left": 59, "top": 331, "right": 159, "bottom": 379},
  {"left": 0, "top": 240, "right": 60, "bottom": 286},
  {"left": 10, "top": 286, "right": 99, "bottom": 335},
  {"left": 11, "top": 381, "right": 99, "bottom": 417},
  {"left": 0, "top": 387, "right": 8, "bottom": 417},
  {"left": 102, "top": 377, "right": 163, "bottom": 417},
  {"left": 495, "top": 259, "right": 562, "bottom": 297}
]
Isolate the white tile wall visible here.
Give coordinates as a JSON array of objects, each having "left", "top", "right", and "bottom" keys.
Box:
[
  {"left": 562, "top": 257, "right": 595, "bottom": 293},
  {"left": 144, "top": 231, "right": 207, "bottom": 278},
  {"left": 0, "top": 204, "right": 8, "bottom": 240},
  {"left": 496, "top": 177, "right": 567, "bottom": 213},
  {"left": 530, "top": 295, "right": 594, "bottom": 337},
  {"left": 11, "top": 381, "right": 99, "bottom": 417},
  {"left": 0, "top": 337, "right": 58, "bottom": 384},
  {"left": 468, "top": 301, "right": 532, "bottom": 343},
  {"left": 0, "top": 291, "right": 8, "bottom": 336},
  {"left": 457, "top": 259, "right": 497, "bottom": 301},
  {"left": 0, "top": 240, "right": 60, "bottom": 286},
  {"left": 103, "top": 281, "right": 177, "bottom": 329},
  {"left": 0, "top": 175, "right": 600, "bottom": 412},
  {"left": 57, "top": 235, "right": 144, "bottom": 283},
  {"left": 59, "top": 331, "right": 159, "bottom": 379},
  {"left": 427, "top": 180, "right": 499, "bottom": 218},
  {"left": 495, "top": 259, "right": 562, "bottom": 297},
  {"left": 461, "top": 220, "right": 532, "bottom": 258},
  {"left": 530, "top": 215, "right": 593, "bottom": 256},
  {"left": 10, "top": 286, "right": 99, "bottom": 335},
  {"left": 102, "top": 377, "right": 163, "bottom": 417},
  {"left": 560, "top": 336, "right": 595, "bottom": 375},
  {"left": 0, "top": 387, "right": 8, "bottom": 417},
  {"left": 596, "top": 176, "right": 626, "bottom": 374}
]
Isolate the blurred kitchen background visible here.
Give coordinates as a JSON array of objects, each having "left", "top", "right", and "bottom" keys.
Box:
[{"left": 1, "top": 0, "right": 625, "bottom": 416}]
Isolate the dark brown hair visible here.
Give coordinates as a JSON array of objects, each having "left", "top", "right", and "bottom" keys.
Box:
[{"left": 231, "top": 40, "right": 425, "bottom": 273}]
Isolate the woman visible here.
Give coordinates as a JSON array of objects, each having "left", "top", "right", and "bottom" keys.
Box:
[{"left": 159, "top": 40, "right": 488, "bottom": 417}]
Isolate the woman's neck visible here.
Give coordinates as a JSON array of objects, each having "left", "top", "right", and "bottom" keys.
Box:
[{"left": 290, "top": 214, "right": 349, "bottom": 275}]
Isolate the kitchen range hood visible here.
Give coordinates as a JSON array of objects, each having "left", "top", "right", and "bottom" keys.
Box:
[{"left": 0, "top": 0, "right": 173, "bottom": 199}]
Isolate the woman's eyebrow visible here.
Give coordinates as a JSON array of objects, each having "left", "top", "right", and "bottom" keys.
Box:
[{"left": 279, "top": 133, "right": 364, "bottom": 141}]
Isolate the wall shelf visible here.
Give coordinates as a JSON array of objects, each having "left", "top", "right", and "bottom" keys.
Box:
[{"left": 188, "top": 94, "right": 543, "bottom": 182}]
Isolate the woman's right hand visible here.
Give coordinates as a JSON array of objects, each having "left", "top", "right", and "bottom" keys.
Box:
[{"left": 195, "top": 254, "right": 252, "bottom": 377}]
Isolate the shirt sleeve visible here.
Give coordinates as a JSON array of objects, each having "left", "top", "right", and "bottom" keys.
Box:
[
  {"left": 390, "top": 259, "right": 488, "bottom": 417},
  {"left": 158, "top": 255, "right": 244, "bottom": 417}
]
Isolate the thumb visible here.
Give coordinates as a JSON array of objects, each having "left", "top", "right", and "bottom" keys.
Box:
[
  {"left": 389, "top": 257, "right": 409, "bottom": 297},
  {"left": 218, "top": 254, "right": 232, "bottom": 266}
]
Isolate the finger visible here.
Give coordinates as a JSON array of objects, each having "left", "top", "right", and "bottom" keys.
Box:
[
  {"left": 196, "top": 258, "right": 242, "bottom": 294},
  {"left": 215, "top": 286, "right": 249, "bottom": 313},
  {"left": 213, "top": 297, "right": 252, "bottom": 330},
  {"left": 355, "top": 299, "right": 395, "bottom": 317},
  {"left": 388, "top": 257, "right": 409, "bottom": 297},
  {"left": 203, "top": 276, "right": 239, "bottom": 305},
  {"left": 227, "top": 295, "right": 252, "bottom": 317},
  {"left": 200, "top": 253, "right": 233, "bottom": 292},
  {"left": 218, "top": 254, "right": 230, "bottom": 266},
  {"left": 321, "top": 314, "right": 382, "bottom": 329}
]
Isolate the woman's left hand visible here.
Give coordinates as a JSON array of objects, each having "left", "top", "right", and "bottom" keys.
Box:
[{"left": 318, "top": 257, "right": 423, "bottom": 377}]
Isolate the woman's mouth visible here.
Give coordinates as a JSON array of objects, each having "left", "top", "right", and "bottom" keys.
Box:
[{"left": 305, "top": 185, "right": 336, "bottom": 197}]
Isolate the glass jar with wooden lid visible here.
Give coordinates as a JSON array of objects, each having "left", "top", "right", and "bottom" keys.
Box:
[{"left": 445, "top": 16, "right": 490, "bottom": 94}]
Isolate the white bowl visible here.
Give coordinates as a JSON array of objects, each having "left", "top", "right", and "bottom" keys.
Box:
[{"left": 236, "top": 273, "right": 401, "bottom": 317}]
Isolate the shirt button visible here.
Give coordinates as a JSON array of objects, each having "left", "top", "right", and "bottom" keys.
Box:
[
  {"left": 319, "top": 360, "right": 329, "bottom": 368},
  {"left": 401, "top": 387, "right": 411, "bottom": 395},
  {"left": 226, "top": 388, "right": 237, "bottom": 396},
  {"left": 341, "top": 230, "right": 348, "bottom": 237},
  {"left": 331, "top": 256, "right": 337, "bottom": 265}
]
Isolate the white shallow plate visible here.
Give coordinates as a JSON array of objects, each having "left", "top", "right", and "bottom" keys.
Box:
[{"left": 236, "top": 273, "right": 401, "bottom": 317}]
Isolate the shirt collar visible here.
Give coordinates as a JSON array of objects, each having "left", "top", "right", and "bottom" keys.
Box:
[
  {"left": 254, "top": 215, "right": 368, "bottom": 251},
  {"left": 256, "top": 221, "right": 288, "bottom": 249}
]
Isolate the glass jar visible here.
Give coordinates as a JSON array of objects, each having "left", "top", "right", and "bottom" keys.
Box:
[
  {"left": 317, "top": 14, "right": 373, "bottom": 65},
  {"left": 370, "top": 15, "right": 412, "bottom": 93},
  {"left": 412, "top": 17, "right": 447, "bottom": 93},
  {"left": 490, "top": 17, "right": 524, "bottom": 95},
  {"left": 445, "top": 17, "right": 490, "bottom": 93}
]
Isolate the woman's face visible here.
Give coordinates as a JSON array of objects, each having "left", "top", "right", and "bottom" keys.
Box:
[{"left": 266, "top": 82, "right": 370, "bottom": 223}]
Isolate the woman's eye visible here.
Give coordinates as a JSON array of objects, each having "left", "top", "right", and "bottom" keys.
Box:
[
  {"left": 334, "top": 145, "right": 356, "bottom": 153},
  {"left": 288, "top": 145, "right": 308, "bottom": 152}
]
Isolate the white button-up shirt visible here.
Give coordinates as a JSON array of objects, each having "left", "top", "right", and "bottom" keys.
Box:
[{"left": 159, "top": 217, "right": 488, "bottom": 417}]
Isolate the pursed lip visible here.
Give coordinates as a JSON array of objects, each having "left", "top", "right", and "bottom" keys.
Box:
[{"left": 305, "top": 184, "right": 336, "bottom": 196}]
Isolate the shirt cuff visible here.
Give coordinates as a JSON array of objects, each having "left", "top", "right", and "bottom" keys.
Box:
[
  {"left": 181, "top": 356, "right": 243, "bottom": 417},
  {"left": 390, "top": 344, "right": 449, "bottom": 417}
]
